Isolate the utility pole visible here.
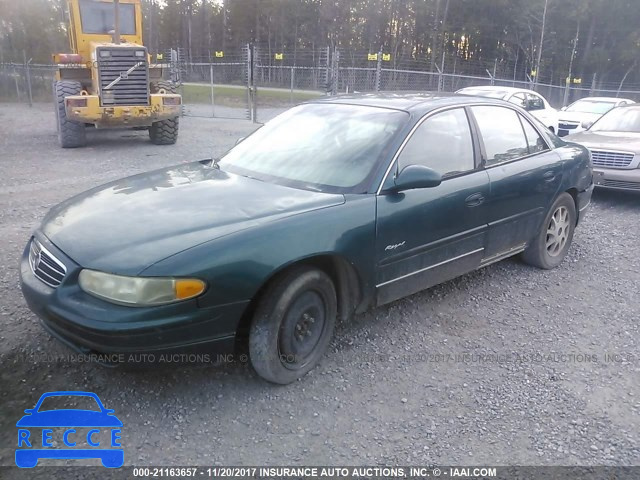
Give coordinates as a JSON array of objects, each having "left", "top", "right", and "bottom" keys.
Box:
[
  {"left": 563, "top": 22, "right": 580, "bottom": 107},
  {"left": 534, "top": 0, "right": 549, "bottom": 89}
]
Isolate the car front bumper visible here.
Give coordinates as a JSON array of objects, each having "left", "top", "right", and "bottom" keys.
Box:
[
  {"left": 20, "top": 235, "right": 247, "bottom": 364},
  {"left": 593, "top": 168, "right": 640, "bottom": 192}
]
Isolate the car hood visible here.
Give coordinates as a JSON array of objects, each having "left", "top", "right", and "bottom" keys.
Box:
[
  {"left": 42, "top": 162, "right": 345, "bottom": 274},
  {"left": 565, "top": 131, "right": 640, "bottom": 152},
  {"left": 558, "top": 111, "right": 601, "bottom": 123},
  {"left": 16, "top": 410, "right": 123, "bottom": 427}
]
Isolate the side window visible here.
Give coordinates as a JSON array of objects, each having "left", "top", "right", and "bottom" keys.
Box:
[
  {"left": 397, "top": 108, "right": 475, "bottom": 177},
  {"left": 509, "top": 93, "right": 527, "bottom": 109},
  {"left": 519, "top": 115, "right": 549, "bottom": 155},
  {"left": 471, "top": 106, "right": 529, "bottom": 166},
  {"left": 526, "top": 93, "right": 545, "bottom": 111}
]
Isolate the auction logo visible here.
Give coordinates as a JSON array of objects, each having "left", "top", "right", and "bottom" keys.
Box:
[{"left": 15, "top": 391, "right": 123, "bottom": 468}]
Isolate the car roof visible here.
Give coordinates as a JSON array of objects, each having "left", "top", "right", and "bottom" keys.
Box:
[
  {"left": 457, "top": 85, "right": 538, "bottom": 95},
  {"left": 572, "top": 96, "right": 635, "bottom": 103},
  {"left": 311, "top": 92, "right": 506, "bottom": 114}
]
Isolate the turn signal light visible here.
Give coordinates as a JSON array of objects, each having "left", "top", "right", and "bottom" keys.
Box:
[
  {"left": 175, "top": 279, "right": 206, "bottom": 300},
  {"left": 66, "top": 98, "right": 87, "bottom": 107}
]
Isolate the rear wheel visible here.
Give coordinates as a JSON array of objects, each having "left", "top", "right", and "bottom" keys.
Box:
[
  {"left": 149, "top": 81, "right": 179, "bottom": 145},
  {"left": 249, "top": 266, "right": 337, "bottom": 384},
  {"left": 522, "top": 193, "right": 576, "bottom": 269},
  {"left": 54, "top": 80, "right": 86, "bottom": 148}
]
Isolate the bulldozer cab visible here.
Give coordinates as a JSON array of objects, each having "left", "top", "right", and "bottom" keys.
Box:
[
  {"left": 68, "top": 0, "right": 143, "bottom": 61},
  {"left": 53, "top": 0, "right": 181, "bottom": 148}
]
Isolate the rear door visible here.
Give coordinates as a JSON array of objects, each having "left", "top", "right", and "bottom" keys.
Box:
[
  {"left": 469, "top": 105, "right": 564, "bottom": 263},
  {"left": 375, "top": 107, "right": 490, "bottom": 305}
]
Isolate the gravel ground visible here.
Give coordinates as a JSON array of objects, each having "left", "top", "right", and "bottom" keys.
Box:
[{"left": 1, "top": 103, "right": 639, "bottom": 474}]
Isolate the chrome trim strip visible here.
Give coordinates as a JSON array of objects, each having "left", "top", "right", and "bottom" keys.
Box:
[
  {"left": 379, "top": 225, "right": 486, "bottom": 266},
  {"left": 376, "top": 248, "right": 484, "bottom": 288},
  {"left": 579, "top": 199, "right": 591, "bottom": 212},
  {"left": 479, "top": 244, "right": 526, "bottom": 268}
]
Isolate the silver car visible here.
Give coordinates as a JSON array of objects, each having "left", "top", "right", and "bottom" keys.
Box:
[
  {"left": 567, "top": 105, "right": 640, "bottom": 192},
  {"left": 558, "top": 96, "right": 635, "bottom": 137}
]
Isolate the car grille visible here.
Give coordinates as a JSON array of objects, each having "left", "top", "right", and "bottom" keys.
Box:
[
  {"left": 590, "top": 150, "right": 635, "bottom": 168},
  {"left": 98, "top": 48, "right": 149, "bottom": 106},
  {"left": 600, "top": 179, "right": 640, "bottom": 191},
  {"left": 29, "top": 238, "right": 67, "bottom": 288}
]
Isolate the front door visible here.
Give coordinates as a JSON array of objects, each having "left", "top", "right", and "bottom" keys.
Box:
[{"left": 375, "top": 107, "right": 490, "bottom": 306}]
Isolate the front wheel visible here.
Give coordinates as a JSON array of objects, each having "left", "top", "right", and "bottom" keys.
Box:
[
  {"left": 522, "top": 192, "right": 576, "bottom": 269},
  {"left": 54, "top": 80, "right": 87, "bottom": 148},
  {"left": 249, "top": 266, "right": 337, "bottom": 384}
]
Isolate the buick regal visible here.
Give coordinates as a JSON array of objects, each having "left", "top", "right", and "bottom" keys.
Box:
[{"left": 20, "top": 94, "right": 594, "bottom": 384}]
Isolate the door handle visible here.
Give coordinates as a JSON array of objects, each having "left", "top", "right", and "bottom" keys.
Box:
[
  {"left": 543, "top": 171, "right": 556, "bottom": 182},
  {"left": 465, "top": 192, "right": 485, "bottom": 207}
]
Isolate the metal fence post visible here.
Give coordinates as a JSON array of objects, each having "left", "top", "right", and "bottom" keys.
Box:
[
  {"left": 13, "top": 66, "right": 21, "bottom": 100},
  {"left": 24, "top": 55, "right": 33, "bottom": 107},
  {"left": 562, "top": 76, "right": 571, "bottom": 107},
  {"left": 375, "top": 49, "right": 382, "bottom": 92},
  {"left": 210, "top": 63, "right": 215, "bottom": 118},
  {"left": 290, "top": 66, "right": 295, "bottom": 104}
]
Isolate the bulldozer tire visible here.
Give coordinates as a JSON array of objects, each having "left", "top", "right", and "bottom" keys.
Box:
[
  {"left": 149, "top": 117, "right": 179, "bottom": 145},
  {"left": 150, "top": 80, "right": 177, "bottom": 94},
  {"left": 149, "top": 80, "right": 179, "bottom": 145},
  {"left": 54, "top": 80, "right": 87, "bottom": 148}
]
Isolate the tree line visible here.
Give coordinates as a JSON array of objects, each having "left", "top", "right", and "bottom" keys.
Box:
[{"left": 1, "top": 0, "right": 639, "bottom": 88}]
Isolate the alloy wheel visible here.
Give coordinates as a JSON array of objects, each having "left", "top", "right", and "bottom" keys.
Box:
[{"left": 546, "top": 206, "right": 570, "bottom": 257}]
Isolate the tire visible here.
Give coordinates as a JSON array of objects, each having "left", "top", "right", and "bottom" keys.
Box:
[
  {"left": 54, "top": 80, "right": 86, "bottom": 148},
  {"left": 149, "top": 117, "right": 179, "bottom": 145},
  {"left": 249, "top": 266, "right": 337, "bottom": 384},
  {"left": 149, "top": 81, "right": 179, "bottom": 145},
  {"left": 522, "top": 192, "right": 576, "bottom": 269},
  {"left": 150, "top": 80, "right": 177, "bottom": 94}
]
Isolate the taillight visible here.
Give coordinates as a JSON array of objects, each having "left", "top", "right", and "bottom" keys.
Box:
[
  {"left": 162, "top": 96, "right": 181, "bottom": 105},
  {"left": 66, "top": 98, "right": 87, "bottom": 108}
]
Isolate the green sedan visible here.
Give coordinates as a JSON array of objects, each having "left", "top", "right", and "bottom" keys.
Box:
[{"left": 20, "top": 94, "right": 594, "bottom": 384}]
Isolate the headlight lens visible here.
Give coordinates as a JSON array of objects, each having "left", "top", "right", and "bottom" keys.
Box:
[{"left": 78, "top": 270, "right": 206, "bottom": 306}]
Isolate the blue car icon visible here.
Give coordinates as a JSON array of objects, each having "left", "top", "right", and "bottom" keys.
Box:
[{"left": 16, "top": 391, "right": 123, "bottom": 468}]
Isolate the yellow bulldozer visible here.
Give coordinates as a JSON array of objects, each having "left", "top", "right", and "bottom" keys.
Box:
[{"left": 53, "top": 0, "right": 181, "bottom": 148}]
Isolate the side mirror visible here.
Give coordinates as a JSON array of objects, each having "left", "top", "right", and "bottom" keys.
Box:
[
  {"left": 24, "top": 409, "right": 34, "bottom": 414},
  {"left": 560, "top": 106, "right": 567, "bottom": 111},
  {"left": 235, "top": 137, "right": 245, "bottom": 145},
  {"left": 392, "top": 165, "right": 442, "bottom": 192},
  {"left": 581, "top": 121, "right": 594, "bottom": 130}
]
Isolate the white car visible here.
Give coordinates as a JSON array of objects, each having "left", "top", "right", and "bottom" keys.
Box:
[
  {"left": 456, "top": 86, "right": 559, "bottom": 133},
  {"left": 558, "top": 97, "right": 635, "bottom": 137}
]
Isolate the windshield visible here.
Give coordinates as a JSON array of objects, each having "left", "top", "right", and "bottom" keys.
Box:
[
  {"left": 566, "top": 100, "right": 616, "bottom": 115},
  {"left": 458, "top": 89, "right": 508, "bottom": 99},
  {"left": 37, "top": 395, "right": 101, "bottom": 412},
  {"left": 219, "top": 103, "right": 408, "bottom": 192},
  {"left": 590, "top": 108, "right": 640, "bottom": 133},
  {"left": 79, "top": 0, "right": 136, "bottom": 35}
]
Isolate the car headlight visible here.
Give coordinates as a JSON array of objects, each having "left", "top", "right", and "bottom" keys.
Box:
[{"left": 78, "top": 269, "right": 206, "bottom": 306}]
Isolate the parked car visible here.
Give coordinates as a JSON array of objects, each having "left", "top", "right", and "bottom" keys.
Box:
[
  {"left": 558, "top": 97, "right": 635, "bottom": 137},
  {"left": 566, "top": 104, "right": 640, "bottom": 192},
  {"left": 20, "top": 94, "right": 593, "bottom": 384},
  {"left": 457, "top": 86, "right": 559, "bottom": 133}
]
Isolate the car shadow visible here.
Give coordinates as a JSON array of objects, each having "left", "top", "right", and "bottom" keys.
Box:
[{"left": 592, "top": 188, "right": 640, "bottom": 211}]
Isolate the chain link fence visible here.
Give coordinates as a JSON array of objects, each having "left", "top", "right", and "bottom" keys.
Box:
[{"left": 4, "top": 46, "right": 640, "bottom": 122}]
